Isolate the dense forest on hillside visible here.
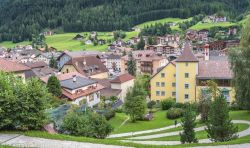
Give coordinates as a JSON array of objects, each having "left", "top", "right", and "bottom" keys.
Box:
[{"left": 0, "top": 0, "right": 249, "bottom": 43}]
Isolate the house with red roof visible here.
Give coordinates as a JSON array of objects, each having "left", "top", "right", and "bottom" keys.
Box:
[{"left": 0, "top": 58, "right": 31, "bottom": 80}]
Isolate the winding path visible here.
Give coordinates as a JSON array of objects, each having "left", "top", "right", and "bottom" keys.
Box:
[{"left": 121, "top": 120, "right": 250, "bottom": 146}]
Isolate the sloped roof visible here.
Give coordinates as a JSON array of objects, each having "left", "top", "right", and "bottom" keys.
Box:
[
  {"left": 110, "top": 73, "right": 134, "bottom": 83},
  {"left": 197, "top": 60, "right": 233, "bottom": 79},
  {"left": 60, "top": 76, "right": 97, "bottom": 90},
  {"left": 176, "top": 42, "right": 198, "bottom": 62},
  {"left": 0, "top": 58, "right": 30, "bottom": 72},
  {"left": 25, "top": 61, "right": 47, "bottom": 69}
]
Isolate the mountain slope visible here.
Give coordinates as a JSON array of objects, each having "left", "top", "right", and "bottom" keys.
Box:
[{"left": 0, "top": 0, "right": 249, "bottom": 43}]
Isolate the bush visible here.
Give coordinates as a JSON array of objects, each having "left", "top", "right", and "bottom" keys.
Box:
[
  {"left": 114, "top": 108, "right": 123, "bottom": 113},
  {"left": 173, "top": 102, "right": 186, "bottom": 108},
  {"left": 147, "top": 100, "right": 156, "bottom": 109},
  {"left": 166, "top": 108, "right": 184, "bottom": 119},
  {"left": 104, "top": 110, "right": 116, "bottom": 120},
  {"left": 161, "top": 99, "right": 175, "bottom": 110},
  {"left": 229, "top": 101, "right": 241, "bottom": 111},
  {"left": 61, "top": 111, "right": 113, "bottom": 139}
]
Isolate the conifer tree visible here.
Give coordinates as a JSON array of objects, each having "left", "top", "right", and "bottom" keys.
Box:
[
  {"left": 180, "top": 104, "right": 198, "bottom": 144},
  {"left": 206, "top": 94, "right": 238, "bottom": 142},
  {"left": 127, "top": 51, "right": 136, "bottom": 76},
  {"left": 47, "top": 75, "right": 62, "bottom": 97}
]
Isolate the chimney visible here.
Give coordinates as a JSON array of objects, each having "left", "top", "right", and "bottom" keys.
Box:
[
  {"left": 204, "top": 44, "right": 210, "bottom": 61},
  {"left": 73, "top": 75, "right": 77, "bottom": 82},
  {"left": 83, "top": 58, "right": 86, "bottom": 65}
]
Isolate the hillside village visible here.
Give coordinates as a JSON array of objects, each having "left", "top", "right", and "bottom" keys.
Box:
[{"left": 0, "top": 11, "right": 250, "bottom": 148}]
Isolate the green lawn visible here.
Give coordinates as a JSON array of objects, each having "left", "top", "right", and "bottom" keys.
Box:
[
  {"left": 230, "top": 110, "right": 250, "bottom": 121},
  {"left": 135, "top": 17, "right": 192, "bottom": 29},
  {"left": 46, "top": 32, "right": 113, "bottom": 51},
  {"left": 145, "top": 123, "right": 249, "bottom": 141},
  {"left": 189, "top": 22, "right": 236, "bottom": 30},
  {"left": 0, "top": 41, "right": 31, "bottom": 48},
  {"left": 110, "top": 110, "right": 181, "bottom": 134},
  {"left": 124, "top": 31, "right": 139, "bottom": 41}
]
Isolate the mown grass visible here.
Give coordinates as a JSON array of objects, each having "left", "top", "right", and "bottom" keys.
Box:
[
  {"left": 46, "top": 32, "right": 113, "bottom": 51},
  {"left": 142, "top": 123, "right": 249, "bottom": 141},
  {"left": 135, "top": 17, "right": 192, "bottom": 29},
  {"left": 189, "top": 22, "right": 236, "bottom": 30},
  {"left": 0, "top": 41, "right": 31, "bottom": 48},
  {"left": 110, "top": 110, "right": 181, "bottom": 134}
]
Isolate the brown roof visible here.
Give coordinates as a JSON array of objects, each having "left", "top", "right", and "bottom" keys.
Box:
[
  {"left": 197, "top": 60, "right": 233, "bottom": 79},
  {"left": 110, "top": 73, "right": 134, "bottom": 83},
  {"left": 40, "top": 72, "right": 85, "bottom": 83},
  {"left": 65, "top": 56, "right": 108, "bottom": 76},
  {"left": 176, "top": 42, "right": 198, "bottom": 62},
  {"left": 0, "top": 58, "right": 30, "bottom": 72},
  {"left": 25, "top": 61, "right": 48, "bottom": 69},
  {"left": 100, "top": 88, "right": 122, "bottom": 98},
  {"left": 93, "top": 78, "right": 111, "bottom": 88}
]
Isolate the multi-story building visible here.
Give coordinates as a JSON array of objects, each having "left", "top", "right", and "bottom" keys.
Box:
[
  {"left": 121, "top": 50, "right": 168, "bottom": 75},
  {"left": 150, "top": 42, "right": 235, "bottom": 103}
]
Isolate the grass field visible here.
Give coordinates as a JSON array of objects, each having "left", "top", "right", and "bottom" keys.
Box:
[
  {"left": 189, "top": 22, "right": 236, "bottom": 30},
  {"left": 0, "top": 41, "right": 31, "bottom": 48},
  {"left": 135, "top": 17, "right": 192, "bottom": 29},
  {"left": 45, "top": 32, "right": 114, "bottom": 51},
  {"left": 109, "top": 110, "right": 181, "bottom": 134}
]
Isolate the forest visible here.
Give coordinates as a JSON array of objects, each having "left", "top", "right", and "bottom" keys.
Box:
[{"left": 0, "top": 0, "right": 249, "bottom": 43}]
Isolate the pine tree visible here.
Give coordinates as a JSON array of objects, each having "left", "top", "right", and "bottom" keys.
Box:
[
  {"left": 127, "top": 51, "right": 136, "bottom": 76},
  {"left": 180, "top": 104, "right": 198, "bottom": 144},
  {"left": 49, "top": 55, "right": 57, "bottom": 69},
  {"left": 47, "top": 75, "right": 62, "bottom": 97},
  {"left": 137, "top": 36, "right": 145, "bottom": 50},
  {"left": 206, "top": 94, "right": 238, "bottom": 142}
]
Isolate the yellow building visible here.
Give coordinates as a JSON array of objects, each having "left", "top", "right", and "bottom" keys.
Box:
[
  {"left": 150, "top": 42, "right": 235, "bottom": 103},
  {"left": 150, "top": 62, "right": 176, "bottom": 103}
]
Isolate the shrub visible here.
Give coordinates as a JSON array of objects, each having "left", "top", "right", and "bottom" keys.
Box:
[
  {"left": 173, "top": 102, "right": 186, "bottom": 108},
  {"left": 147, "top": 100, "right": 156, "bottom": 109},
  {"left": 61, "top": 111, "right": 113, "bottom": 139},
  {"left": 161, "top": 99, "right": 175, "bottom": 110},
  {"left": 166, "top": 108, "right": 184, "bottom": 119},
  {"left": 114, "top": 108, "right": 123, "bottom": 113},
  {"left": 229, "top": 101, "right": 241, "bottom": 111},
  {"left": 104, "top": 110, "right": 116, "bottom": 120}
]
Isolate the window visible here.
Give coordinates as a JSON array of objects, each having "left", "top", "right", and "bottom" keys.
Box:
[
  {"left": 156, "top": 91, "right": 160, "bottom": 96},
  {"left": 161, "top": 73, "right": 165, "bottom": 78},
  {"left": 172, "top": 92, "right": 176, "bottom": 97},
  {"left": 174, "top": 74, "right": 176, "bottom": 77},
  {"left": 161, "top": 91, "right": 165, "bottom": 96},
  {"left": 185, "top": 84, "right": 189, "bottom": 89},
  {"left": 185, "top": 62, "right": 189, "bottom": 66},
  {"left": 185, "top": 94, "right": 189, "bottom": 99},
  {"left": 172, "top": 82, "right": 176, "bottom": 87},
  {"left": 161, "top": 82, "right": 165, "bottom": 87},
  {"left": 156, "top": 82, "right": 160, "bottom": 87},
  {"left": 185, "top": 73, "right": 189, "bottom": 78}
]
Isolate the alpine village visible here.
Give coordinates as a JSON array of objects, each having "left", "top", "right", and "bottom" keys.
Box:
[{"left": 0, "top": 1, "right": 250, "bottom": 148}]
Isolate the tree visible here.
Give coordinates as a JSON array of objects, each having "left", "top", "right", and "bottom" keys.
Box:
[
  {"left": 230, "top": 19, "right": 250, "bottom": 110},
  {"left": 0, "top": 72, "right": 49, "bottom": 130},
  {"left": 127, "top": 51, "right": 136, "bottom": 76},
  {"left": 180, "top": 104, "right": 198, "bottom": 144},
  {"left": 137, "top": 36, "right": 145, "bottom": 50},
  {"left": 206, "top": 94, "right": 238, "bottom": 142},
  {"left": 124, "top": 79, "right": 147, "bottom": 122},
  {"left": 61, "top": 110, "right": 112, "bottom": 139},
  {"left": 47, "top": 75, "right": 62, "bottom": 97},
  {"left": 49, "top": 55, "right": 57, "bottom": 69}
]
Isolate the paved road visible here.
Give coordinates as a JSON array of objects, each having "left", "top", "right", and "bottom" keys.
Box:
[{"left": 0, "top": 134, "right": 129, "bottom": 148}]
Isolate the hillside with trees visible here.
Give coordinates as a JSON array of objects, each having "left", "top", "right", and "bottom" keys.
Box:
[{"left": 0, "top": 0, "right": 249, "bottom": 43}]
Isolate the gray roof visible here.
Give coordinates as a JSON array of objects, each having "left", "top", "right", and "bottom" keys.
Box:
[{"left": 60, "top": 76, "right": 97, "bottom": 90}]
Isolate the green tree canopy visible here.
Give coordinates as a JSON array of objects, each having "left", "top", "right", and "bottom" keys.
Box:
[{"left": 47, "top": 75, "right": 62, "bottom": 97}]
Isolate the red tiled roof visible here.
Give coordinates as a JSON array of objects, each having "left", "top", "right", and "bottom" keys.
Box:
[
  {"left": 110, "top": 73, "right": 134, "bottom": 83},
  {"left": 176, "top": 42, "right": 198, "bottom": 62},
  {"left": 25, "top": 61, "right": 47, "bottom": 69},
  {"left": 0, "top": 58, "right": 30, "bottom": 72},
  {"left": 197, "top": 60, "right": 233, "bottom": 79}
]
